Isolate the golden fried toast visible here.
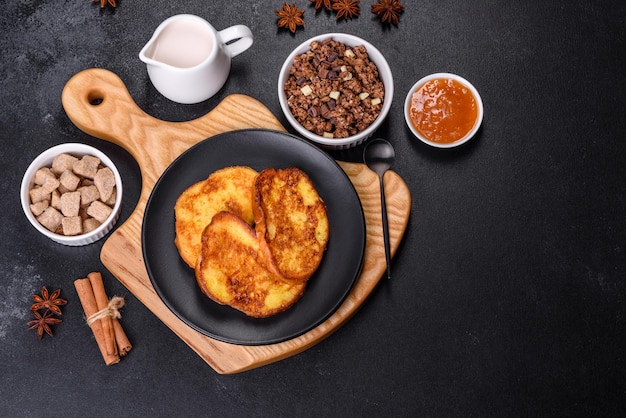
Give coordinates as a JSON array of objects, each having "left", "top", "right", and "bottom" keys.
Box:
[
  {"left": 174, "top": 166, "right": 258, "bottom": 268},
  {"left": 254, "top": 167, "right": 329, "bottom": 282},
  {"left": 195, "top": 211, "right": 306, "bottom": 318}
]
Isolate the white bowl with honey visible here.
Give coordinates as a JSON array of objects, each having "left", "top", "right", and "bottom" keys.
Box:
[{"left": 404, "top": 73, "right": 483, "bottom": 148}]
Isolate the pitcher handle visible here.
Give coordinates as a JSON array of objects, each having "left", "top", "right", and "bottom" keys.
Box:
[{"left": 219, "top": 25, "right": 254, "bottom": 58}]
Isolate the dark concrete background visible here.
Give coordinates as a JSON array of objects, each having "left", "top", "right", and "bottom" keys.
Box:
[{"left": 2, "top": 0, "right": 625, "bottom": 416}]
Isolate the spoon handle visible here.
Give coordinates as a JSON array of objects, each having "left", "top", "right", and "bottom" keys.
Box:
[{"left": 379, "top": 174, "right": 392, "bottom": 280}]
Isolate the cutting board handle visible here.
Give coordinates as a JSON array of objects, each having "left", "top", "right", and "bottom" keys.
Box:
[
  {"left": 61, "top": 69, "right": 160, "bottom": 159},
  {"left": 61, "top": 68, "right": 285, "bottom": 178}
]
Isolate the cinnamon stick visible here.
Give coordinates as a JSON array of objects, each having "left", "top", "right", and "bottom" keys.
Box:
[
  {"left": 88, "top": 272, "right": 132, "bottom": 356},
  {"left": 87, "top": 272, "right": 118, "bottom": 358},
  {"left": 112, "top": 319, "right": 132, "bottom": 356},
  {"left": 74, "top": 278, "right": 120, "bottom": 366}
]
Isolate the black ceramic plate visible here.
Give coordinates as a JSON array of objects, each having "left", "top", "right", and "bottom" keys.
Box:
[{"left": 142, "top": 129, "right": 366, "bottom": 345}]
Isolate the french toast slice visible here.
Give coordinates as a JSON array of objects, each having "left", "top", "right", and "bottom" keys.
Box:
[
  {"left": 195, "top": 211, "right": 306, "bottom": 318},
  {"left": 254, "top": 167, "right": 329, "bottom": 282},
  {"left": 174, "top": 166, "right": 258, "bottom": 268}
]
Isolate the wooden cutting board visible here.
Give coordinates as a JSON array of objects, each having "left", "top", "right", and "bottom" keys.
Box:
[{"left": 61, "top": 68, "right": 411, "bottom": 374}]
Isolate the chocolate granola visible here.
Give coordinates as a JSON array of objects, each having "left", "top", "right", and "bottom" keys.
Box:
[{"left": 284, "top": 38, "right": 385, "bottom": 139}]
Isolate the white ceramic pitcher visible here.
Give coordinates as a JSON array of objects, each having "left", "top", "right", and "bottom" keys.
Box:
[{"left": 139, "top": 14, "right": 253, "bottom": 104}]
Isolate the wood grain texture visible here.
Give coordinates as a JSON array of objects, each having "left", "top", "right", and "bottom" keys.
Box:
[{"left": 61, "top": 68, "right": 411, "bottom": 374}]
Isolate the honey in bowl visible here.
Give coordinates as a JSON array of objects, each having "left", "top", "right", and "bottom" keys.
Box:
[{"left": 405, "top": 74, "right": 483, "bottom": 147}]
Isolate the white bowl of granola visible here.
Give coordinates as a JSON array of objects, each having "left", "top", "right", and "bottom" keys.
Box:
[
  {"left": 20, "top": 143, "right": 123, "bottom": 246},
  {"left": 278, "top": 33, "right": 393, "bottom": 150}
]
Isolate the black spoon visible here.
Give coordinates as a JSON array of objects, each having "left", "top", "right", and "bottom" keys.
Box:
[{"left": 363, "top": 138, "right": 395, "bottom": 280}]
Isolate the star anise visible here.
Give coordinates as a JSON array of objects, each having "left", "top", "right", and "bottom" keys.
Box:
[
  {"left": 27, "top": 310, "right": 62, "bottom": 340},
  {"left": 310, "top": 0, "right": 332, "bottom": 10},
  {"left": 92, "top": 0, "right": 117, "bottom": 8},
  {"left": 276, "top": 2, "right": 305, "bottom": 33},
  {"left": 31, "top": 286, "right": 67, "bottom": 316},
  {"left": 332, "top": 0, "right": 360, "bottom": 20},
  {"left": 371, "top": 0, "right": 404, "bottom": 25}
]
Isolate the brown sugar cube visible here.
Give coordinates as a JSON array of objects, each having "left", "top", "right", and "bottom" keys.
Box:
[
  {"left": 29, "top": 186, "right": 50, "bottom": 204},
  {"left": 83, "top": 217, "right": 101, "bottom": 233},
  {"left": 59, "top": 170, "right": 81, "bottom": 191},
  {"left": 34, "top": 167, "right": 55, "bottom": 185},
  {"left": 51, "top": 189, "right": 61, "bottom": 210},
  {"left": 40, "top": 175, "right": 60, "bottom": 194},
  {"left": 60, "top": 191, "right": 81, "bottom": 217},
  {"left": 87, "top": 201, "right": 112, "bottom": 223},
  {"left": 103, "top": 186, "right": 117, "bottom": 206},
  {"left": 73, "top": 155, "right": 100, "bottom": 179},
  {"left": 61, "top": 216, "right": 83, "bottom": 236},
  {"left": 78, "top": 185, "right": 100, "bottom": 206},
  {"left": 51, "top": 153, "right": 78, "bottom": 175},
  {"left": 94, "top": 167, "right": 116, "bottom": 202},
  {"left": 29, "top": 200, "right": 49, "bottom": 217},
  {"left": 37, "top": 207, "right": 63, "bottom": 232}
]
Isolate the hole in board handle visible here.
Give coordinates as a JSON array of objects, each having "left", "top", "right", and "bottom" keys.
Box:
[{"left": 87, "top": 90, "right": 104, "bottom": 106}]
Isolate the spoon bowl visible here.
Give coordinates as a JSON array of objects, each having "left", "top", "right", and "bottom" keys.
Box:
[{"left": 363, "top": 138, "right": 395, "bottom": 279}]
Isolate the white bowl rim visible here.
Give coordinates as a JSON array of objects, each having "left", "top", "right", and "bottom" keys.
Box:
[
  {"left": 20, "top": 142, "right": 123, "bottom": 245},
  {"left": 404, "top": 72, "right": 484, "bottom": 149},
  {"left": 278, "top": 32, "right": 394, "bottom": 147}
]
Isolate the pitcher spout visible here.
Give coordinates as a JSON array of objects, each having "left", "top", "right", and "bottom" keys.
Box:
[{"left": 138, "top": 37, "right": 163, "bottom": 67}]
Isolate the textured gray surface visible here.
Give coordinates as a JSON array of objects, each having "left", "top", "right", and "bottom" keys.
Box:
[{"left": 2, "top": 0, "right": 626, "bottom": 416}]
